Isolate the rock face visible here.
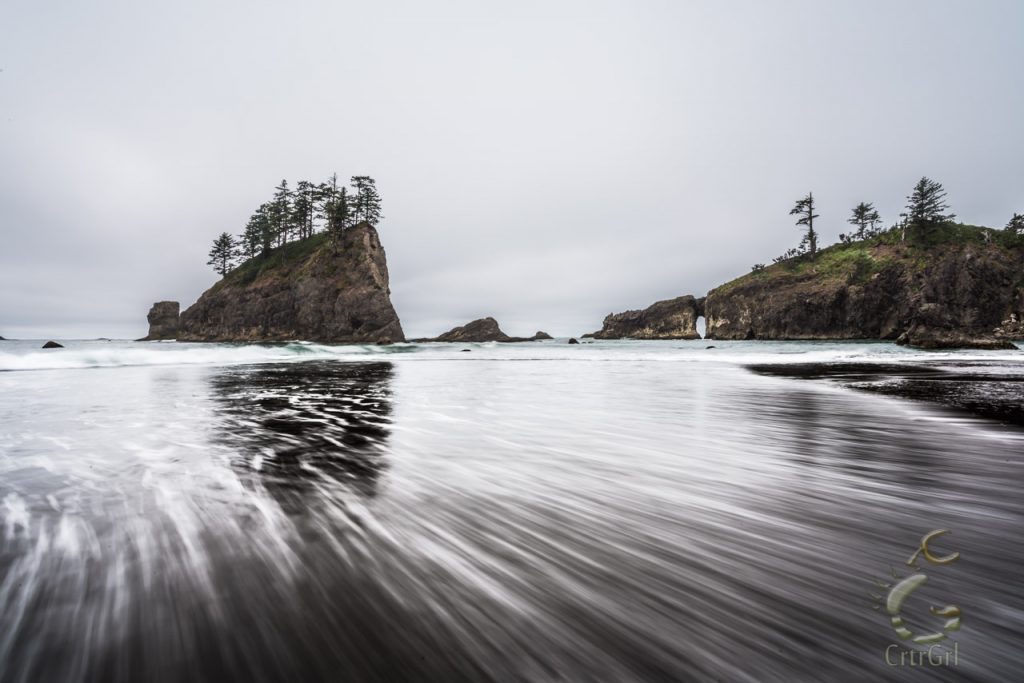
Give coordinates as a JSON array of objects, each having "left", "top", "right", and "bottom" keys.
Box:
[
  {"left": 589, "top": 296, "right": 701, "bottom": 340},
  {"left": 895, "top": 302, "right": 1018, "bottom": 349},
  {"left": 994, "top": 313, "right": 1024, "bottom": 340},
  {"left": 417, "top": 317, "right": 545, "bottom": 342},
  {"left": 896, "top": 328, "right": 1017, "bottom": 350},
  {"left": 429, "top": 317, "right": 510, "bottom": 342},
  {"left": 704, "top": 240, "right": 1023, "bottom": 350},
  {"left": 178, "top": 223, "right": 404, "bottom": 343},
  {"left": 139, "top": 301, "right": 180, "bottom": 340}
]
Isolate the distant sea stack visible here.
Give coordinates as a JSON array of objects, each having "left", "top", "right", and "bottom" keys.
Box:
[
  {"left": 588, "top": 295, "right": 702, "bottom": 340},
  {"left": 704, "top": 231, "right": 1021, "bottom": 349},
  {"left": 414, "top": 317, "right": 550, "bottom": 342},
  {"left": 176, "top": 222, "right": 404, "bottom": 343},
  {"left": 138, "top": 301, "right": 180, "bottom": 341}
]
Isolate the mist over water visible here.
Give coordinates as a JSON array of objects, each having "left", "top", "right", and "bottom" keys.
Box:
[{"left": 1, "top": 340, "right": 1022, "bottom": 681}]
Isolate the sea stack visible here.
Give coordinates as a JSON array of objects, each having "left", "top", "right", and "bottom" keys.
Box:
[
  {"left": 415, "top": 318, "right": 550, "bottom": 342},
  {"left": 176, "top": 222, "right": 404, "bottom": 343},
  {"left": 428, "top": 317, "right": 511, "bottom": 342},
  {"left": 138, "top": 301, "right": 180, "bottom": 341},
  {"left": 588, "top": 295, "right": 702, "bottom": 340}
]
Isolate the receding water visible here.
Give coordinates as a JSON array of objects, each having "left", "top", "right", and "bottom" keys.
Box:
[{"left": 1, "top": 340, "right": 1022, "bottom": 681}]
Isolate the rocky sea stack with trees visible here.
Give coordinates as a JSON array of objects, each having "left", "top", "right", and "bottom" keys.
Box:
[
  {"left": 593, "top": 177, "right": 1022, "bottom": 350},
  {"left": 703, "top": 177, "right": 1022, "bottom": 349},
  {"left": 143, "top": 174, "right": 404, "bottom": 343},
  {"left": 142, "top": 175, "right": 1022, "bottom": 350}
]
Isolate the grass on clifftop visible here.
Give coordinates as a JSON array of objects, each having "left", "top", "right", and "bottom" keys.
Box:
[
  {"left": 213, "top": 231, "right": 332, "bottom": 291},
  {"left": 713, "top": 222, "right": 1021, "bottom": 295}
]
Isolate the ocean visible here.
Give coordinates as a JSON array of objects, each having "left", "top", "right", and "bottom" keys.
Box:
[{"left": 1, "top": 339, "right": 1022, "bottom": 681}]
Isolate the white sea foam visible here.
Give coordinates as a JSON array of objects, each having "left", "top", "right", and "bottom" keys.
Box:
[
  {"left": 0, "top": 341, "right": 375, "bottom": 371},
  {"left": 0, "top": 338, "right": 1021, "bottom": 372}
]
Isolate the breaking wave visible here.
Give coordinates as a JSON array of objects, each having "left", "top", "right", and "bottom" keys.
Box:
[{"left": 0, "top": 338, "right": 1021, "bottom": 372}]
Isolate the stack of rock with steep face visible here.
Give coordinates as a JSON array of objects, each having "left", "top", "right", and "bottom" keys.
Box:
[
  {"left": 138, "top": 301, "right": 180, "bottom": 341},
  {"left": 173, "top": 223, "right": 404, "bottom": 343},
  {"left": 587, "top": 295, "right": 702, "bottom": 340}
]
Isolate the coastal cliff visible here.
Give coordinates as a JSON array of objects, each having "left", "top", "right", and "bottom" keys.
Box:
[
  {"left": 587, "top": 296, "right": 702, "bottom": 340},
  {"left": 704, "top": 226, "right": 1022, "bottom": 348},
  {"left": 178, "top": 222, "right": 404, "bottom": 343}
]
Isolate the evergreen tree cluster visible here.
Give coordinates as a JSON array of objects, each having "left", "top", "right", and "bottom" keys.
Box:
[
  {"left": 771, "top": 176, "right": 1001, "bottom": 265},
  {"left": 207, "top": 174, "right": 383, "bottom": 276}
]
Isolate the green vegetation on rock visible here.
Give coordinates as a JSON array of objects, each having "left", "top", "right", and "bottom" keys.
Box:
[{"left": 207, "top": 173, "right": 384, "bottom": 279}]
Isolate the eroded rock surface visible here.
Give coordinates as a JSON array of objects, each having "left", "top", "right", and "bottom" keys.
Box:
[{"left": 178, "top": 223, "right": 404, "bottom": 343}]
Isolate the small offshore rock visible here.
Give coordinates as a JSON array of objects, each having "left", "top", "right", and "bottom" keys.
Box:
[
  {"left": 42, "top": 341, "right": 63, "bottom": 349},
  {"left": 424, "top": 317, "right": 547, "bottom": 343},
  {"left": 429, "top": 317, "right": 510, "bottom": 342},
  {"left": 568, "top": 338, "right": 580, "bottom": 344}
]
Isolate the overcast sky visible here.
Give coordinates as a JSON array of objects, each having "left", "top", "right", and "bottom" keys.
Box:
[{"left": 2, "top": 1, "right": 1022, "bottom": 339}]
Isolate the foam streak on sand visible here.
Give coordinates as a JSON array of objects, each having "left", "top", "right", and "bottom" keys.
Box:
[{"left": 0, "top": 340, "right": 1022, "bottom": 681}]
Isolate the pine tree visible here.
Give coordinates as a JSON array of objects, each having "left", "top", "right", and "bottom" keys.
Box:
[
  {"left": 350, "top": 175, "right": 383, "bottom": 225},
  {"left": 271, "top": 179, "right": 292, "bottom": 245},
  {"left": 207, "top": 232, "right": 237, "bottom": 276},
  {"left": 847, "top": 202, "right": 882, "bottom": 240},
  {"left": 255, "top": 202, "right": 276, "bottom": 256},
  {"left": 789, "top": 193, "right": 819, "bottom": 258},
  {"left": 1005, "top": 212, "right": 1024, "bottom": 235},
  {"left": 240, "top": 214, "right": 262, "bottom": 261},
  {"left": 905, "top": 177, "right": 955, "bottom": 241},
  {"left": 292, "top": 180, "right": 316, "bottom": 239},
  {"left": 326, "top": 186, "right": 352, "bottom": 237},
  {"left": 315, "top": 174, "right": 340, "bottom": 232}
]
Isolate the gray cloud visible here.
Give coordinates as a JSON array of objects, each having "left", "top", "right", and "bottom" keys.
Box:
[{"left": 2, "top": 0, "right": 1022, "bottom": 339}]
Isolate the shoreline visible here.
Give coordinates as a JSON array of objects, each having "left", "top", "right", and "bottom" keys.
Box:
[{"left": 748, "top": 359, "right": 1024, "bottom": 427}]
